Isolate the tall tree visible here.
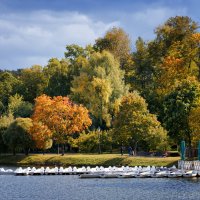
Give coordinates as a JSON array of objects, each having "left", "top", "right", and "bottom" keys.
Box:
[
  {"left": 94, "top": 27, "right": 133, "bottom": 83},
  {"left": 44, "top": 58, "right": 71, "bottom": 97},
  {"left": 151, "top": 16, "right": 198, "bottom": 61},
  {"left": 162, "top": 77, "right": 200, "bottom": 155},
  {"left": 94, "top": 27, "right": 131, "bottom": 65},
  {"left": 71, "top": 51, "right": 128, "bottom": 128},
  {"left": 8, "top": 94, "right": 33, "bottom": 118},
  {"left": 19, "top": 65, "right": 47, "bottom": 102},
  {"left": 0, "top": 72, "right": 21, "bottom": 110},
  {"left": 189, "top": 106, "right": 200, "bottom": 146}
]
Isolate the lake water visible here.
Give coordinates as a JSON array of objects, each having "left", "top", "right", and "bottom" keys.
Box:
[{"left": 0, "top": 173, "right": 200, "bottom": 200}]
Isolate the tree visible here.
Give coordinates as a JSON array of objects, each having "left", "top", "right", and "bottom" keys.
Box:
[
  {"left": 189, "top": 106, "right": 200, "bottom": 146},
  {"left": 30, "top": 122, "right": 53, "bottom": 151},
  {"left": 162, "top": 77, "right": 200, "bottom": 155},
  {"left": 113, "top": 92, "right": 168, "bottom": 154},
  {"left": 0, "top": 114, "right": 14, "bottom": 153},
  {"left": 0, "top": 72, "right": 21, "bottom": 109},
  {"left": 94, "top": 27, "right": 133, "bottom": 82},
  {"left": 19, "top": 65, "right": 48, "bottom": 102},
  {"left": 3, "top": 118, "right": 33, "bottom": 155},
  {"left": 71, "top": 51, "right": 128, "bottom": 128},
  {"left": 131, "top": 16, "right": 200, "bottom": 117},
  {"left": 44, "top": 58, "right": 71, "bottom": 97},
  {"left": 8, "top": 94, "right": 33, "bottom": 118},
  {"left": 65, "top": 44, "right": 94, "bottom": 63},
  {"left": 73, "top": 130, "right": 112, "bottom": 153},
  {"left": 94, "top": 27, "right": 131, "bottom": 65},
  {"left": 31, "top": 95, "right": 92, "bottom": 155},
  {"left": 151, "top": 16, "right": 198, "bottom": 60}
]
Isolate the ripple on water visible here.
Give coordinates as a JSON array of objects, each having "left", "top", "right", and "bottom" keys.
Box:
[{"left": 0, "top": 175, "right": 200, "bottom": 200}]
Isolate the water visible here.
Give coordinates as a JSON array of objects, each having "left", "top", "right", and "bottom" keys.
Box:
[{"left": 0, "top": 174, "right": 200, "bottom": 200}]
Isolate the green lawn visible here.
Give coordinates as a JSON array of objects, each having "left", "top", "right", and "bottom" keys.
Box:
[{"left": 0, "top": 154, "right": 180, "bottom": 167}]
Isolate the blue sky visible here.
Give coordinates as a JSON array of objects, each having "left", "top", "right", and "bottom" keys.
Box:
[{"left": 0, "top": 0, "right": 200, "bottom": 70}]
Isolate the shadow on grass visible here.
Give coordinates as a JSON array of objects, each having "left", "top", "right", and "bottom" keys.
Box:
[
  {"left": 166, "top": 160, "right": 179, "bottom": 168},
  {"left": 0, "top": 155, "right": 27, "bottom": 166},
  {"left": 101, "top": 157, "right": 128, "bottom": 167}
]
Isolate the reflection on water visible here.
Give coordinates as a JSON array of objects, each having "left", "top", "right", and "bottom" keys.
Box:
[{"left": 0, "top": 174, "right": 200, "bottom": 200}]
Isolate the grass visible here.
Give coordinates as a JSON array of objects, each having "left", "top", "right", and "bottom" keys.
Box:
[{"left": 0, "top": 153, "right": 180, "bottom": 167}]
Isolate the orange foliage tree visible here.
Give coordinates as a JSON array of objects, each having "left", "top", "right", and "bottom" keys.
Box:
[
  {"left": 31, "top": 95, "right": 92, "bottom": 154},
  {"left": 156, "top": 55, "right": 186, "bottom": 96},
  {"left": 30, "top": 122, "right": 53, "bottom": 151}
]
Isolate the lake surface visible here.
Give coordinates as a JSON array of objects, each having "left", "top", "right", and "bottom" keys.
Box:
[{"left": 0, "top": 172, "right": 200, "bottom": 200}]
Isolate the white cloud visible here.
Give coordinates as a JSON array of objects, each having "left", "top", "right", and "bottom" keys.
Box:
[
  {"left": 0, "top": 6, "right": 189, "bottom": 70},
  {"left": 0, "top": 10, "right": 119, "bottom": 70}
]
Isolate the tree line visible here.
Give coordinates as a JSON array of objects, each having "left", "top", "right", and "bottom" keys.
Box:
[{"left": 1, "top": 16, "right": 200, "bottom": 156}]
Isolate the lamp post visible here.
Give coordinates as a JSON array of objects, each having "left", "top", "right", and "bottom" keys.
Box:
[{"left": 97, "top": 127, "right": 101, "bottom": 154}]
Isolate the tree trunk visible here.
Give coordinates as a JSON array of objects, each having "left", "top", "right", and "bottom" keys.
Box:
[
  {"left": 61, "top": 144, "right": 65, "bottom": 156},
  {"left": 134, "top": 141, "right": 138, "bottom": 156},
  {"left": 24, "top": 148, "right": 29, "bottom": 156},
  {"left": 187, "top": 129, "right": 192, "bottom": 158},
  {"left": 13, "top": 147, "right": 16, "bottom": 156},
  {"left": 57, "top": 144, "right": 60, "bottom": 155}
]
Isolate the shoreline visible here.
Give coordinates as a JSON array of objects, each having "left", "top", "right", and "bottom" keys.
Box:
[{"left": 0, "top": 154, "right": 179, "bottom": 167}]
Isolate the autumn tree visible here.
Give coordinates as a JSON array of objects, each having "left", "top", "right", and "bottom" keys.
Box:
[
  {"left": 71, "top": 51, "right": 128, "bottom": 128},
  {"left": 94, "top": 27, "right": 131, "bottom": 65},
  {"left": 30, "top": 122, "right": 53, "bottom": 151},
  {"left": 150, "top": 16, "right": 198, "bottom": 62},
  {"left": 31, "top": 95, "right": 92, "bottom": 155},
  {"left": 113, "top": 92, "right": 168, "bottom": 155},
  {"left": 131, "top": 16, "right": 200, "bottom": 117},
  {"left": 3, "top": 118, "right": 33, "bottom": 155},
  {"left": 94, "top": 27, "right": 133, "bottom": 83}
]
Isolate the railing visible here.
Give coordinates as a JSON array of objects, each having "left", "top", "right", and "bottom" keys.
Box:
[{"left": 178, "top": 160, "right": 200, "bottom": 170}]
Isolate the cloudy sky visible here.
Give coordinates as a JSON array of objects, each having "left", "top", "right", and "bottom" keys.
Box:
[{"left": 0, "top": 0, "right": 200, "bottom": 70}]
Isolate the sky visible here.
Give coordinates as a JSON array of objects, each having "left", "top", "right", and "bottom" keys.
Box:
[{"left": 0, "top": 0, "right": 200, "bottom": 70}]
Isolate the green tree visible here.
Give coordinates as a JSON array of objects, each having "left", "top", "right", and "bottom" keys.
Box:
[
  {"left": 19, "top": 65, "right": 47, "bottom": 102},
  {"left": 44, "top": 58, "right": 71, "bottom": 96},
  {"left": 71, "top": 51, "right": 128, "bottom": 128},
  {"left": 3, "top": 118, "right": 33, "bottom": 155},
  {"left": 0, "top": 72, "right": 21, "bottom": 109},
  {"left": 189, "top": 105, "right": 200, "bottom": 146},
  {"left": 162, "top": 77, "right": 200, "bottom": 155},
  {"left": 8, "top": 94, "right": 33, "bottom": 118},
  {"left": 113, "top": 92, "right": 168, "bottom": 154},
  {"left": 74, "top": 130, "right": 112, "bottom": 153},
  {"left": 0, "top": 114, "right": 14, "bottom": 153},
  {"left": 65, "top": 44, "right": 94, "bottom": 63}
]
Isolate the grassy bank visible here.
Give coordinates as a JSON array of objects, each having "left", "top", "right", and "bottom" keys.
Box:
[{"left": 0, "top": 154, "right": 180, "bottom": 167}]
